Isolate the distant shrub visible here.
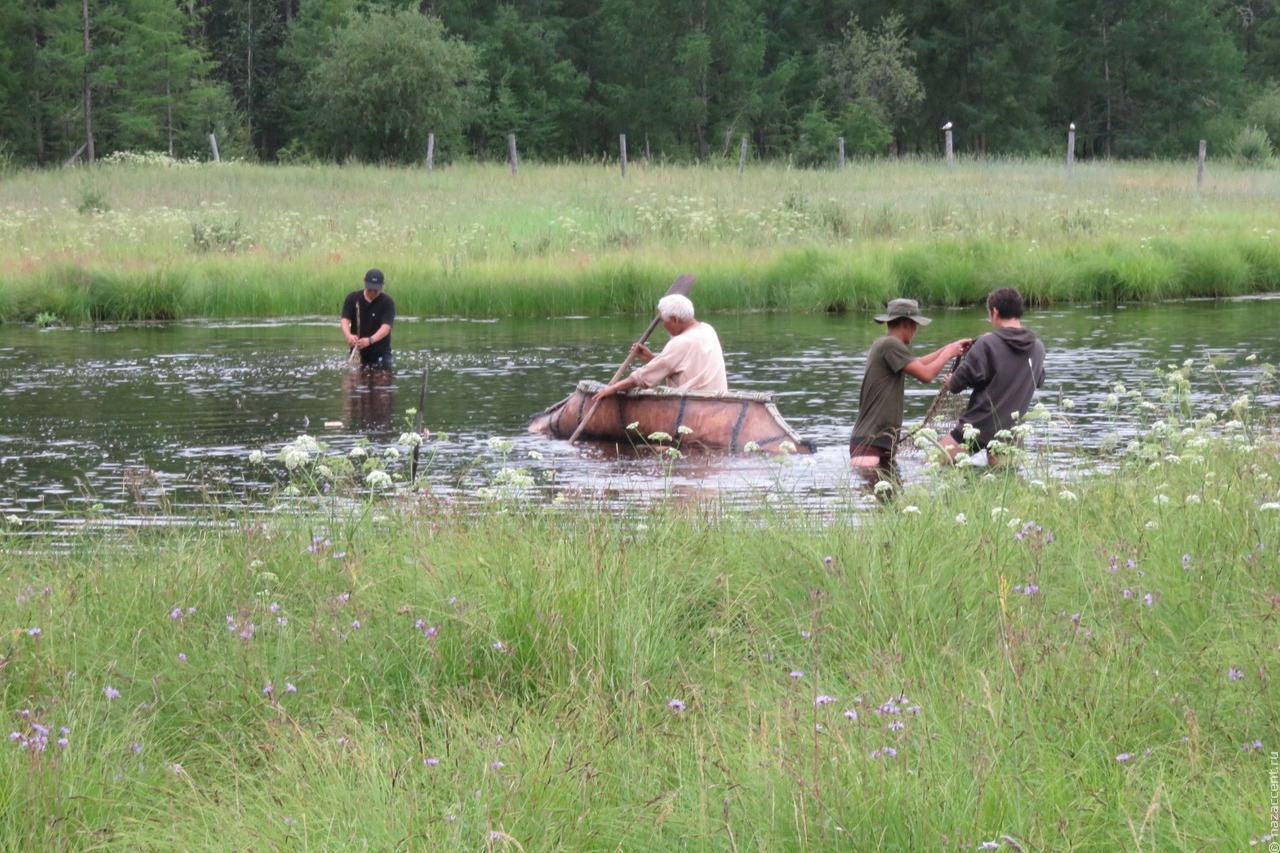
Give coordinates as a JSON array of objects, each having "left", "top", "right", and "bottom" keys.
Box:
[
  {"left": 1228, "top": 125, "right": 1273, "bottom": 167},
  {"left": 190, "top": 214, "right": 253, "bottom": 253},
  {"left": 76, "top": 184, "right": 110, "bottom": 214},
  {"left": 1244, "top": 84, "right": 1280, "bottom": 148}
]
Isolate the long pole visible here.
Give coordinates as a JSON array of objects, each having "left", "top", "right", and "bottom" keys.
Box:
[
  {"left": 411, "top": 365, "right": 429, "bottom": 481},
  {"left": 567, "top": 274, "right": 696, "bottom": 444}
]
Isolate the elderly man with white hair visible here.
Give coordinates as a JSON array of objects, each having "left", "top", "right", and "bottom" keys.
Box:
[{"left": 591, "top": 294, "right": 727, "bottom": 401}]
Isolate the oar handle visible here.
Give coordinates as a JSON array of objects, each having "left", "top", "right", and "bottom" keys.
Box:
[{"left": 567, "top": 315, "right": 663, "bottom": 444}]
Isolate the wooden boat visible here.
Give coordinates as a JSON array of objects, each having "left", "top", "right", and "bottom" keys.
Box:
[{"left": 529, "top": 380, "right": 815, "bottom": 454}]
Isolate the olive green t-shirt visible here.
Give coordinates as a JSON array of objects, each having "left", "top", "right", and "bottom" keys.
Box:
[{"left": 850, "top": 335, "right": 915, "bottom": 451}]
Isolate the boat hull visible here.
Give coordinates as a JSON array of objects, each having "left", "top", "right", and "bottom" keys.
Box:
[{"left": 528, "top": 381, "right": 815, "bottom": 454}]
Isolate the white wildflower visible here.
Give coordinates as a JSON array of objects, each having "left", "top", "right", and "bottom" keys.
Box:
[
  {"left": 1058, "top": 489, "right": 1078, "bottom": 502},
  {"left": 398, "top": 431, "right": 423, "bottom": 447},
  {"left": 955, "top": 513, "right": 968, "bottom": 525},
  {"left": 677, "top": 425, "right": 694, "bottom": 436},
  {"left": 365, "top": 470, "right": 393, "bottom": 490}
]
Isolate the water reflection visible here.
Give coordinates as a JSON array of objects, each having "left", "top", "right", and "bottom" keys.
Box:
[
  {"left": 0, "top": 299, "right": 1276, "bottom": 525},
  {"left": 342, "top": 367, "right": 395, "bottom": 432}
]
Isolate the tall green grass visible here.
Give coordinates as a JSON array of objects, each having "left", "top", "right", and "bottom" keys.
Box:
[
  {"left": 2, "top": 158, "right": 1280, "bottom": 322},
  {"left": 2, "top": 394, "right": 1277, "bottom": 847}
]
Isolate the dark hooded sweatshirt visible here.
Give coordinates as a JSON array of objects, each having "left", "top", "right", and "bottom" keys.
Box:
[{"left": 945, "top": 326, "right": 1046, "bottom": 446}]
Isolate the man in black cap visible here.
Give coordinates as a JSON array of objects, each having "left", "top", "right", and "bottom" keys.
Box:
[
  {"left": 340, "top": 268, "right": 396, "bottom": 369},
  {"left": 849, "top": 298, "right": 970, "bottom": 469}
]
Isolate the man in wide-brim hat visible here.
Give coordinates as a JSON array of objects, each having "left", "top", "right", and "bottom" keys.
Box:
[{"left": 849, "top": 298, "right": 971, "bottom": 469}]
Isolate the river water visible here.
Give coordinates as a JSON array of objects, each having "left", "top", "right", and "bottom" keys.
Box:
[{"left": 1, "top": 298, "right": 1277, "bottom": 526}]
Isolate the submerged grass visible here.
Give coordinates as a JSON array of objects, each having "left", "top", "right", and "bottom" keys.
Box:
[
  {"left": 3, "top": 158, "right": 1280, "bottom": 322},
  {"left": 2, "top": 370, "right": 1278, "bottom": 848}
]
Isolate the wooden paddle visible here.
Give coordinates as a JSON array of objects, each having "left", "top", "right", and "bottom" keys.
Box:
[{"left": 567, "top": 273, "right": 697, "bottom": 445}]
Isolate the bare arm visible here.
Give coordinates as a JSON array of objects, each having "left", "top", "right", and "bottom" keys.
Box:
[
  {"left": 592, "top": 375, "right": 640, "bottom": 401},
  {"left": 904, "top": 339, "right": 971, "bottom": 382}
]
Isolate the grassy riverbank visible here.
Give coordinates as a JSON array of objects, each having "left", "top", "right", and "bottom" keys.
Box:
[
  {"left": 3, "top": 157, "right": 1280, "bottom": 322},
  {"left": 2, "top": 380, "right": 1278, "bottom": 848}
]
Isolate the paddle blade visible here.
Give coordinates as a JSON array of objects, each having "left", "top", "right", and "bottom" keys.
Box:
[{"left": 666, "top": 273, "right": 696, "bottom": 298}]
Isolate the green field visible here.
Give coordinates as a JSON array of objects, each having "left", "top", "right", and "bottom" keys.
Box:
[
  {"left": 2, "top": 160, "right": 1278, "bottom": 848},
  {"left": 3, "top": 157, "right": 1280, "bottom": 323},
  {"left": 2, "top": 366, "right": 1278, "bottom": 848}
]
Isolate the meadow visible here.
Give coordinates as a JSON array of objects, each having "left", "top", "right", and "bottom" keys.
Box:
[
  {"left": 1, "top": 365, "right": 1278, "bottom": 849},
  {"left": 3, "top": 155, "right": 1280, "bottom": 322}
]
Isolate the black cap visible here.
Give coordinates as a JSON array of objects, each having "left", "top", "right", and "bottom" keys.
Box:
[{"left": 363, "top": 269, "right": 385, "bottom": 290}]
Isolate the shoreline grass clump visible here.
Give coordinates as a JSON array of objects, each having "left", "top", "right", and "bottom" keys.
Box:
[
  {"left": 1, "top": 367, "right": 1277, "bottom": 848},
  {"left": 3, "top": 158, "right": 1280, "bottom": 323}
]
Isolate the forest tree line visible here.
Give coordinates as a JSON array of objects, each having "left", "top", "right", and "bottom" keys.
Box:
[{"left": 3, "top": 0, "right": 1280, "bottom": 168}]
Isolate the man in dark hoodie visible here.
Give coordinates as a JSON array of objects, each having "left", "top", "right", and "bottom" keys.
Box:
[{"left": 940, "top": 287, "right": 1045, "bottom": 462}]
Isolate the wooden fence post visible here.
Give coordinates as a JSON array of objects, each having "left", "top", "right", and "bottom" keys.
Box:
[
  {"left": 738, "top": 136, "right": 748, "bottom": 178},
  {"left": 1067, "top": 123, "right": 1075, "bottom": 177},
  {"left": 619, "top": 133, "right": 627, "bottom": 177},
  {"left": 508, "top": 133, "right": 519, "bottom": 176},
  {"left": 838, "top": 136, "right": 846, "bottom": 169},
  {"left": 943, "top": 122, "right": 954, "bottom": 167},
  {"left": 1197, "top": 140, "right": 1207, "bottom": 188},
  {"left": 208, "top": 133, "right": 220, "bottom": 163},
  {"left": 426, "top": 133, "right": 434, "bottom": 172}
]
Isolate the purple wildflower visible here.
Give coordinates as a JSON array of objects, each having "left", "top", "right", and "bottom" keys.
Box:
[
  {"left": 1116, "top": 752, "right": 1134, "bottom": 762},
  {"left": 844, "top": 709, "right": 858, "bottom": 721},
  {"left": 178, "top": 652, "right": 187, "bottom": 662},
  {"left": 668, "top": 698, "right": 686, "bottom": 712},
  {"left": 1122, "top": 589, "right": 1133, "bottom": 599},
  {"left": 424, "top": 757, "right": 440, "bottom": 766},
  {"left": 285, "top": 683, "right": 297, "bottom": 693},
  {"left": 169, "top": 607, "right": 183, "bottom": 620},
  {"left": 882, "top": 746, "right": 898, "bottom": 757},
  {"left": 888, "top": 720, "right": 905, "bottom": 731},
  {"left": 103, "top": 685, "right": 120, "bottom": 701},
  {"left": 814, "top": 695, "right": 835, "bottom": 706},
  {"left": 490, "top": 760, "right": 505, "bottom": 770},
  {"left": 1182, "top": 554, "right": 1191, "bottom": 570},
  {"left": 980, "top": 843, "right": 1001, "bottom": 851},
  {"left": 131, "top": 743, "right": 143, "bottom": 754},
  {"left": 1024, "top": 584, "right": 1039, "bottom": 595},
  {"left": 1143, "top": 593, "right": 1154, "bottom": 607},
  {"left": 25, "top": 627, "right": 40, "bottom": 637},
  {"left": 1229, "top": 667, "right": 1244, "bottom": 681},
  {"left": 789, "top": 670, "right": 803, "bottom": 679},
  {"left": 263, "top": 682, "right": 274, "bottom": 695}
]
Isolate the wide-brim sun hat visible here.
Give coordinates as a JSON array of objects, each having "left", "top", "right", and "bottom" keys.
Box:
[{"left": 874, "top": 298, "right": 931, "bottom": 325}]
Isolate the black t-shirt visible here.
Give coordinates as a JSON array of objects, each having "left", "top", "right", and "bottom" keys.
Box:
[{"left": 341, "top": 290, "right": 395, "bottom": 365}]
